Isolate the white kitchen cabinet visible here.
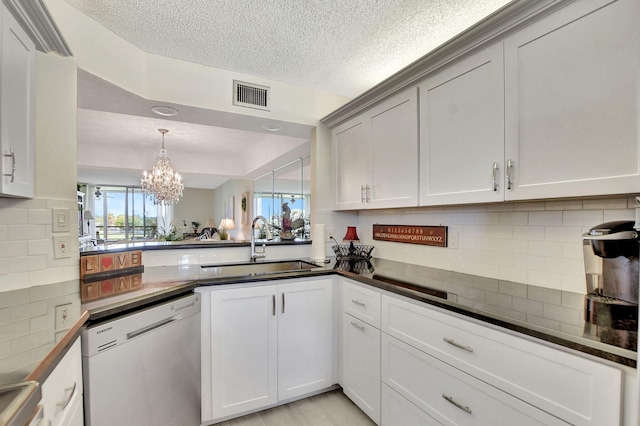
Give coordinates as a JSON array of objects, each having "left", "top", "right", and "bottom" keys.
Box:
[
  {"left": 381, "top": 334, "right": 568, "bottom": 426},
  {"left": 418, "top": 43, "right": 504, "bottom": 205},
  {"left": 199, "top": 277, "right": 336, "bottom": 422},
  {"left": 381, "top": 293, "right": 622, "bottom": 426},
  {"left": 342, "top": 313, "right": 380, "bottom": 424},
  {"left": 0, "top": 3, "right": 35, "bottom": 198},
  {"left": 277, "top": 278, "right": 335, "bottom": 401},
  {"left": 41, "top": 338, "right": 84, "bottom": 426},
  {"left": 503, "top": 0, "right": 640, "bottom": 200},
  {"left": 333, "top": 87, "right": 418, "bottom": 210}
]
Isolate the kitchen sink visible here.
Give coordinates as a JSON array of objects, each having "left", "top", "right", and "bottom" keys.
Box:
[{"left": 200, "top": 260, "right": 320, "bottom": 278}]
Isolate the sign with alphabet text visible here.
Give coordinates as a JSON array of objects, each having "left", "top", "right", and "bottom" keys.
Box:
[{"left": 373, "top": 225, "right": 447, "bottom": 247}]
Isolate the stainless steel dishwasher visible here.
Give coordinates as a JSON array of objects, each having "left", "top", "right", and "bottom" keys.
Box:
[{"left": 82, "top": 293, "right": 201, "bottom": 426}]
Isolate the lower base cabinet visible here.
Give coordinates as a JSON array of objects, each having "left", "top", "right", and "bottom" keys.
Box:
[
  {"left": 198, "top": 277, "right": 336, "bottom": 423},
  {"left": 342, "top": 313, "right": 380, "bottom": 424},
  {"left": 41, "top": 338, "right": 84, "bottom": 426}
]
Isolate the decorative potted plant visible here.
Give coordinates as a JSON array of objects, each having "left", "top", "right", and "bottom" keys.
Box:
[{"left": 191, "top": 221, "right": 201, "bottom": 233}]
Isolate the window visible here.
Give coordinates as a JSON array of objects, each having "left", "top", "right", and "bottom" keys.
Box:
[{"left": 94, "top": 186, "right": 158, "bottom": 241}]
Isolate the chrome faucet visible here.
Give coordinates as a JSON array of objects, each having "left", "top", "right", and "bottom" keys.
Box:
[{"left": 250, "top": 215, "right": 272, "bottom": 262}]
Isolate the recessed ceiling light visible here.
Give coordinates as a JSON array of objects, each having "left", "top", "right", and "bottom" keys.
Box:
[
  {"left": 262, "top": 123, "right": 282, "bottom": 132},
  {"left": 151, "top": 106, "right": 179, "bottom": 117}
]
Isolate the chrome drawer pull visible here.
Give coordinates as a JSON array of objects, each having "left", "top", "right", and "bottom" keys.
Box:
[
  {"left": 506, "top": 158, "right": 513, "bottom": 190},
  {"left": 443, "top": 337, "right": 474, "bottom": 353},
  {"left": 492, "top": 161, "right": 498, "bottom": 191},
  {"left": 351, "top": 299, "right": 366, "bottom": 307},
  {"left": 56, "top": 382, "right": 77, "bottom": 410},
  {"left": 350, "top": 321, "right": 365, "bottom": 332},
  {"left": 442, "top": 394, "right": 472, "bottom": 415},
  {"left": 272, "top": 294, "right": 276, "bottom": 316},
  {"left": 3, "top": 148, "right": 15, "bottom": 182}
]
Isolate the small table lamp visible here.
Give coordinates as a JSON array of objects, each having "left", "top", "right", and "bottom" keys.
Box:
[
  {"left": 84, "top": 210, "right": 95, "bottom": 236},
  {"left": 219, "top": 217, "right": 236, "bottom": 240},
  {"left": 343, "top": 226, "right": 360, "bottom": 256}
]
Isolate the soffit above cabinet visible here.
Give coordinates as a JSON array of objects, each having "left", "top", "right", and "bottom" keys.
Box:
[
  {"left": 3, "top": 0, "right": 71, "bottom": 55},
  {"left": 321, "top": 0, "right": 570, "bottom": 128}
]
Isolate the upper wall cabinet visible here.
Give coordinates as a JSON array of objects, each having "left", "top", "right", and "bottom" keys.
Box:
[
  {"left": 419, "top": 43, "right": 504, "bottom": 206},
  {"left": 503, "top": 0, "right": 640, "bottom": 200},
  {"left": 0, "top": 4, "right": 36, "bottom": 198},
  {"left": 333, "top": 87, "right": 419, "bottom": 210}
]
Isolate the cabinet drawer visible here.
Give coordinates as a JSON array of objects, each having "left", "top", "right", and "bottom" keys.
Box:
[
  {"left": 382, "top": 334, "right": 567, "bottom": 426},
  {"left": 42, "top": 338, "right": 83, "bottom": 426},
  {"left": 381, "top": 383, "right": 441, "bottom": 426},
  {"left": 381, "top": 295, "right": 621, "bottom": 426},
  {"left": 342, "top": 279, "right": 381, "bottom": 326}
]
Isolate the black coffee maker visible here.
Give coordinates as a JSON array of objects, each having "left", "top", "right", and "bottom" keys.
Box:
[{"left": 583, "top": 221, "right": 638, "bottom": 350}]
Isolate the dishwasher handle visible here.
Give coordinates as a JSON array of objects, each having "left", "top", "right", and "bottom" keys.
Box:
[{"left": 126, "top": 317, "right": 178, "bottom": 340}]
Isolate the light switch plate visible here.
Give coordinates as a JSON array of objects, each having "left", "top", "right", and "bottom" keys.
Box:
[
  {"left": 53, "top": 235, "right": 71, "bottom": 259},
  {"left": 52, "top": 208, "right": 70, "bottom": 232}
]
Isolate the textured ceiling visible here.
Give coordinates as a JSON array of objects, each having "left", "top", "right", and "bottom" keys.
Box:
[{"left": 62, "top": 0, "right": 512, "bottom": 98}]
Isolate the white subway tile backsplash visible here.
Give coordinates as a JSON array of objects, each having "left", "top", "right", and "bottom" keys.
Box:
[
  {"left": 561, "top": 242, "right": 583, "bottom": 260},
  {"left": 514, "top": 201, "right": 546, "bottom": 211},
  {"left": 513, "top": 254, "right": 545, "bottom": 271},
  {"left": 528, "top": 270, "right": 563, "bottom": 290},
  {"left": 513, "top": 226, "right": 545, "bottom": 241},
  {"left": 8, "top": 225, "right": 47, "bottom": 241},
  {"left": 528, "top": 211, "right": 562, "bottom": 226},
  {"left": 583, "top": 197, "right": 628, "bottom": 210},
  {"left": 499, "top": 212, "right": 528, "bottom": 225},
  {"left": 603, "top": 209, "right": 635, "bottom": 222},
  {"left": 27, "top": 210, "right": 53, "bottom": 225},
  {"left": 498, "top": 266, "right": 528, "bottom": 284},
  {"left": 0, "top": 209, "right": 28, "bottom": 225},
  {"left": 544, "top": 226, "right": 582, "bottom": 242},
  {"left": 545, "top": 200, "right": 583, "bottom": 210},
  {"left": 544, "top": 257, "right": 581, "bottom": 276},
  {"left": 10, "top": 256, "right": 47, "bottom": 274},
  {"left": 487, "top": 203, "right": 514, "bottom": 212},
  {"left": 0, "top": 241, "right": 28, "bottom": 257},
  {"left": 528, "top": 241, "right": 562, "bottom": 258},
  {"left": 562, "top": 210, "right": 603, "bottom": 226}
]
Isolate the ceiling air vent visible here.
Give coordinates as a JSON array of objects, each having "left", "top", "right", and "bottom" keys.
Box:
[{"left": 233, "top": 80, "right": 270, "bottom": 111}]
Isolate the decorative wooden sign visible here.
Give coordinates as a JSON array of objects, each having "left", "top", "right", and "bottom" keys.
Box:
[{"left": 373, "top": 225, "right": 447, "bottom": 247}]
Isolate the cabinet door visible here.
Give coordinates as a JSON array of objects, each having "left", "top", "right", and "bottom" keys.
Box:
[
  {"left": 210, "top": 285, "right": 278, "bottom": 419},
  {"left": 504, "top": 0, "right": 640, "bottom": 200},
  {"left": 342, "top": 313, "right": 381, "bottom": 424},
  {"left": 419, "top": 44, "right": 504, "bottom": 205},
  {"left": 368, "top": 87, "right": 419, "bottom": 208},
  {"left": 41, "top": 339, "right": 83, "bottom": 426},
  {"left": 278, "top": 278, "right": 335, "bottom": 400},
  {"left": 0, "top": 4, "right": 35, "bottom": 198},
  {"left": 333, "top": 116, "right": 369, "bottom": 209}
]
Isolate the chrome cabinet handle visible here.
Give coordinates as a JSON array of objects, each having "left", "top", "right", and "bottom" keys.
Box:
[
  {"left": 56, "top": 382, "right": 77, "bottom": 410},
  {"left": 3, "top": 148, "right": 15, "bottom": 182},
  {"left": 364, "top": 185, "right": 370, "bottom": 203},
  {"left": 351, "top": 299, "right": 366, "bottom": 307},
  {"left": 360, "top": 185, "right": 365, "bottom": 203},
  {"left": 282, "top": 292, "right": 285, "bottom": 314},
  {"left": 443, "top": 337, "right": 474, "bottom": 353},
  {"left": 272, "top": 294, "right": 276, "bottom": 316},
  {"left": 492, "top": 162, "right": 498, "bottom": 191},
  {"left": 506, "top": 158, "right": 513, "bottom": 190},
  {"left": 350, "top": 321, "right": 365, "bottom": 332},
  {"left": 442, "top": 394, "right": 472, "bottom": 415}
]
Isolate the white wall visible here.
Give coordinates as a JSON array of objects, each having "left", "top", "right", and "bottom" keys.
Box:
[
  {"left": 44, "top": 0, "right": 350, "bottom": 127},
  {"left": 212, "top": 179, "right": 252, "bottom": 241},
  {"left": 0, "top": 52, "right": 79, "bottom": 291},
  {"left": 174, "top": 188, "right": 216, "bottom": 232}
]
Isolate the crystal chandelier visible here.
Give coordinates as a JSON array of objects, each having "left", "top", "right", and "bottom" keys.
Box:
[{"left": 141, "top": 129, "right": 184, "bottom": 205}]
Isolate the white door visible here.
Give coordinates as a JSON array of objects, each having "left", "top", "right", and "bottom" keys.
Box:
[
  {"left": 0, "top": 4, "right": 35, "bottom": 198},
  {"left": 278, "top": 278, "right": 335, "bottom": 400},
  {"left": 342, "top": 313, "right": 381, "bottom": 424},
  {"left": 504, "top": 0, "right": 640, "bottom": 200},
  {"left": 210, "top": 285, "right": 278, "bottom": 419},
  {"left": 333, "top": 116, "right": 369, "bottom": 209},
  {"left": 419, "top": 43, "right": 504, "bottom": 205},
  {"left": 368, "top": 87, "right": 419, "bottom": 208}
]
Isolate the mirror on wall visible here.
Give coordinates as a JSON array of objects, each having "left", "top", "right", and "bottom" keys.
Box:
[{"left": 253, "top": 155, "right": 311, "bottom": 241}]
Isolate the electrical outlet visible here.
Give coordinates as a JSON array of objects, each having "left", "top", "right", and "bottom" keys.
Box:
[
  {"left": 55, "top": 304, "right": 71, "bottom": 331},
  {"left": 53, "top": 235, "right": 71, "bottom": 259},
  {"left": 325, "top": 228, "right": 334, "bottom": 241}
]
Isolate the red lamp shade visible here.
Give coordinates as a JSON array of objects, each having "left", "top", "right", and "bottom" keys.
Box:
[{"left": 343, "top": 226, "right": 360, "bottom": 241}]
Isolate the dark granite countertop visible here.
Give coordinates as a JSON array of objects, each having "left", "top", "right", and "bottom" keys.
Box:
[{"left": 0, "top": 256, "right": 636, "bottom": 424}]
